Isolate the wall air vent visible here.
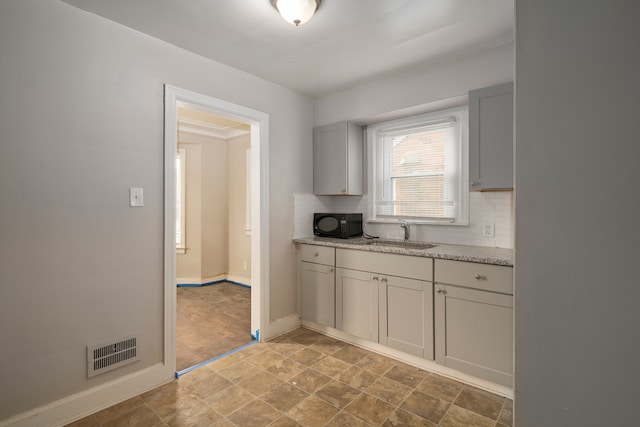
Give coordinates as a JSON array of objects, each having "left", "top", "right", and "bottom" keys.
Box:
[{"left": 87, "top": 334, "right": 140, "bottom": 378}]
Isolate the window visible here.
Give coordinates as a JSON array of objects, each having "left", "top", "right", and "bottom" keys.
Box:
[
  {"left": 176, "top": 148, "right": 186, "bottom": 252},
  {"left": 368, "top": 107, "right": 468, "bottom": 224}
]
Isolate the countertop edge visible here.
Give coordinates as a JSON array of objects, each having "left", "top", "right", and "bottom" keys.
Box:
[{"left": 293, "top": 237, "right": 514, "bottom": 267}]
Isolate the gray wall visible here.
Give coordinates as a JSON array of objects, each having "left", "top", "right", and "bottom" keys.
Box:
[
  {"left": 515, "top": 1, "right": 640, "bottom": 425},
  {"left": 0, "top": 0, "right": 313, "bottom": 420}
]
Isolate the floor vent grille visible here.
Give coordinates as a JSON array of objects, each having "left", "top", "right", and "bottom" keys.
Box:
[{"left": 87, "top": 335, "right": 140, "bottom": 377}]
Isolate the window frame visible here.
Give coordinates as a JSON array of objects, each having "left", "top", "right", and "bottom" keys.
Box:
[{"left": 367, "top": 106, "right": 469, "bottom": 225}]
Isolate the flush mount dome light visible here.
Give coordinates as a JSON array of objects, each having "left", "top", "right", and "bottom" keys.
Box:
[{"left": 271, "top": 0, "right": 321, "bottom": 27}]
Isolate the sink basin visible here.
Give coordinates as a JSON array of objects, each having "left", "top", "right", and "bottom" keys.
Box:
[{"left": 360, "top": 240, "right": 437, "bottom": 250}]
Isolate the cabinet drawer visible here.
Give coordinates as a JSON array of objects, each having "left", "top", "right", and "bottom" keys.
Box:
[
  {"left": 434, "top": 259, "right": 512, "bottom": 294},
  {"left": 336, "top": 249, "right": 432, "bottom": 281},
  {"left": 300, "top": 244, "right": 335, "bottom": 265}
]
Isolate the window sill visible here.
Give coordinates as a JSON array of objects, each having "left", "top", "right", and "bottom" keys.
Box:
[{"left": 176, "top": 247, "right": 187, "bottom": 255}]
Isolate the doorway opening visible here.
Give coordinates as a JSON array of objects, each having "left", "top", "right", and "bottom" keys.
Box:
[{"left": 163, "top": 85, "right": 269, "bottom": 376}]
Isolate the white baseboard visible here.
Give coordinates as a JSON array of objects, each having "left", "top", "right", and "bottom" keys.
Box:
[
  {"left": 263, "top": 313, "right": 300, "bottom": 341},
  {"left": 0, "top": 364, "right": 173, "bottom": 427},
  {"left": 301, "top": 320, "right": 513, "bottom": 399},
  {"left": 226, "top": 275, "right": 251, "bottom": 286}
]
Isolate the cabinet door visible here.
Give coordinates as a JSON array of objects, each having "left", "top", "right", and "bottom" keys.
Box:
[
  {"left": 469, "top": 82, "right": 514, "bottom": 190},
  {"left": 435, "top": 284, "right": 513, "bottom": 386},
  {"left": 379, "top": 276, "right": 433, "bottom": 359},
  {"left": 300, "top": 261, "right": 335, "bottom": 327},
  {"left": 336, "top": 268, "right": 378, "bottom": 341},
  {"left": 313, "top": 122, "right": 362, "bottom": 195}
]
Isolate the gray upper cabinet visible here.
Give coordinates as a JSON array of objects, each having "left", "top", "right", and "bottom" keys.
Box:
[
  {"left": 468, "top": 82, "right": 514, "bottom": 191},
  {"left": 313, "top": 121, "right": 363, "bottom": 195}
]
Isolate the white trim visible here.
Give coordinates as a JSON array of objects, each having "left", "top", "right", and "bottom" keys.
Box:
[
  {"left": 164, "top": 85, "right": 270, "bottom": 370},
  {"left": 0, "top": 364, "right": 172, "bottom": 427},
  {"left": 301, "top": 320, "right": 513, "bottom": 399},
  {"left": 226, "top": 274, "right": 251, "bottom": 286}
]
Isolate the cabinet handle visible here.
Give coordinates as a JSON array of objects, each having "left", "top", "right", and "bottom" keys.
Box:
[
  {"left": 470, "top": 181, "right": 479, "bottom": 187},
  {"left": 436, "top": 288, "right": 445, "bottom": 294},
  {"left": 342, "top": 188, "right": 346, "bottom": 193},
  {"left": 372, "top": 276, "right": 379, "bottom": 281},
  {"left": 314, "top": 252, "right": 319, "bottom": 257},
  {"left": 474, "top": 274, "right": 486, "bottom": 280},
  {"left": 329, "top": 268, "right": 334, "bottom": 272},
  {"left": 381, "top": 277, "right": 388, "bottom": 282}
]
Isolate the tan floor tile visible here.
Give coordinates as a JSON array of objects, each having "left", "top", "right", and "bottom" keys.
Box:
[
  {"left": 454, "top": 386, "right": 505, "bottom": 420},
  {"left": 204, "top": 384, "right": 255, "bottom": 415},
  {"left": 324, "top": 411, "right": 371, "bottom": 427},
  {"left": 366, "top": 376, "right": 413, "bottom": 406},
  {"left": 338, "top": 365, "right": 379, "bottom": 391},
  {"left": 237, "top": 369, "right": 283, "bottom": 396},
  {"left": 167, "top": 403, "right": 226, "bottom": 427},
  {"left": 269, "top": 340, "right": 308, "bottom": 357},
  {"left": 219, "top": 360, "right": 260, "bottom": 383},
  {"left": 262, "top": 382, "right": 309, "bottom": 412},
  {"left": 93, "top": 396, "right": 146, "bottom": 424},
  {"left": 288, "top": 368, "right": 332, "bottom": 393},
  {"left": 289, "top": 329, "right": 325, "bottom": 345},
  {"left": 344, "top": 393, "right": 396, "bottom": 425},
  {"left": 289, "top": 348, "right": 326, "bottom": 366},
  {"left": 311, "top": 355, "right": 352, "bottom": 378},
  {"left": 440, "top": 405, "right": 495, "bottom": 427},
  {"left": 64, "top": 414, "right": 101, "bottom": 427},
  {"left": 286, "top": 396, "right": 339, "bottom": 427},
  {"left": 144, "top": 387, "right": 204, "bottom": 422},
  {"left": 315, "top": 380, "right": 362, "bottom": 409},
  {"left": 268, "top": 415, "right": 303, "bottom": 426},
  {"left": 384, "top": 363, "right": 428, "bottom": 388},
  {"left": 206, "top": 351, "right": 248, "bottom": 372},
  {"left": 309, "top": 337, "right": 347, "bottom": 355},
  {"left": 331, "top": 345, "right": 369, "bottom": 364},
  {"left": 399, "top": 390, "right": 450, "bottom": 424},
  {"left": 355, "top": 352, "right": 397, "bottom": 376},
  {"left": 416, "top": 374, "right": 465, "bottom": 402},
  {"left": 382, "top": 408, "right": 437, "bottom": 426},
  {"left": 227, "top": 399, "right": 282, "bottom": 426},
  {"left": 101, "top": 404, "right": 165, "bottom": 427},
  {"left": 497, "top": 398, "right": 513, "bottom": 426},
  {"left": 266, "top": 358, "right": 308, "bottom": 380},
  {"left": 248, "top": 349, "right": 286, "bottom": 369},
  {"left": 187, "top": 372, "right": 234, "bottom": 398}
]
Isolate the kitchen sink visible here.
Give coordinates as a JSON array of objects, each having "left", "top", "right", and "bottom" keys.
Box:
[{"left": 358, "top": 239, "right": 437, "bottom": 250}]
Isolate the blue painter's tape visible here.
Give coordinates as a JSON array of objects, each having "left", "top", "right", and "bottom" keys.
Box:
[
  {"left": 175, "top": 338, "right": 258, "bottom": 378},
  {"left": 176, "top": 279, "right": 250, "bottom": 288}
]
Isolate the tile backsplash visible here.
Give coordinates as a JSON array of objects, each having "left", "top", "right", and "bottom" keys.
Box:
[{"left": 294, "top": 191, "right": 513, "bottom": 249}]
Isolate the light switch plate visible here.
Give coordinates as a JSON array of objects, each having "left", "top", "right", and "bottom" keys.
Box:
[{"left": 130, "top": 187, "right": 144, "bottom": 207}]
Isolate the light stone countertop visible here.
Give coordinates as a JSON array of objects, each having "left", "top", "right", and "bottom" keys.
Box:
[{"left": 293, "top": 236, "right": 514, "bottom": 267}]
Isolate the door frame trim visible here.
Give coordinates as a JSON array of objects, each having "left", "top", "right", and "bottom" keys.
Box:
[{"left": 163, "top": 85, "right": 269, "bottom": 374}]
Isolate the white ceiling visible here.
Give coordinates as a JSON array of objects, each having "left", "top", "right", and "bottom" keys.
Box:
[{"left": 61, "top": 0, "right": 514, "bottom": 98}]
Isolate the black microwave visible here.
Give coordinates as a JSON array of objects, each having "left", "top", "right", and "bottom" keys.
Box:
[{"left": 314, "top": 213, "right": 363, "bottom": 239}]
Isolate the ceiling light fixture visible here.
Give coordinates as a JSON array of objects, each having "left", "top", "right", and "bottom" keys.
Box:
[{"left": 271, "top": 0, "right": 321, "bottom": 27}]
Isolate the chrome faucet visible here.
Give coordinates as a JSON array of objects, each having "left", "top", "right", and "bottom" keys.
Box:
[{"left": 399, "top": 220, "right": 410, "bottom": 241}]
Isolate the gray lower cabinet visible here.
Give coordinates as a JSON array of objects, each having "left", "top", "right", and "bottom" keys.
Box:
[
  {"left": 335, "top": 268, "right": 379, "bottom": 341},
  {"left": 379, "top": 275, "right": 433, "bottom": 359},
  {"left": 299, "top": 244, "right": 335, "bottom": 327},
  {"left": 434, "top": 259, "right": 514, "bottom": 387}
]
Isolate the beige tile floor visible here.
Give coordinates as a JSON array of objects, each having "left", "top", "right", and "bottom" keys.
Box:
[
  {"left": 176, "top": 283, "right": 253, "bottom": 372},
  {"left": 67, "top": 328, "right": 512, "bottom": 426}
]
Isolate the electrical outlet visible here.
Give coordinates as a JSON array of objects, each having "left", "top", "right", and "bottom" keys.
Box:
[{"left": 483, "top": 221, "right": 495, "bottom": 238}]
